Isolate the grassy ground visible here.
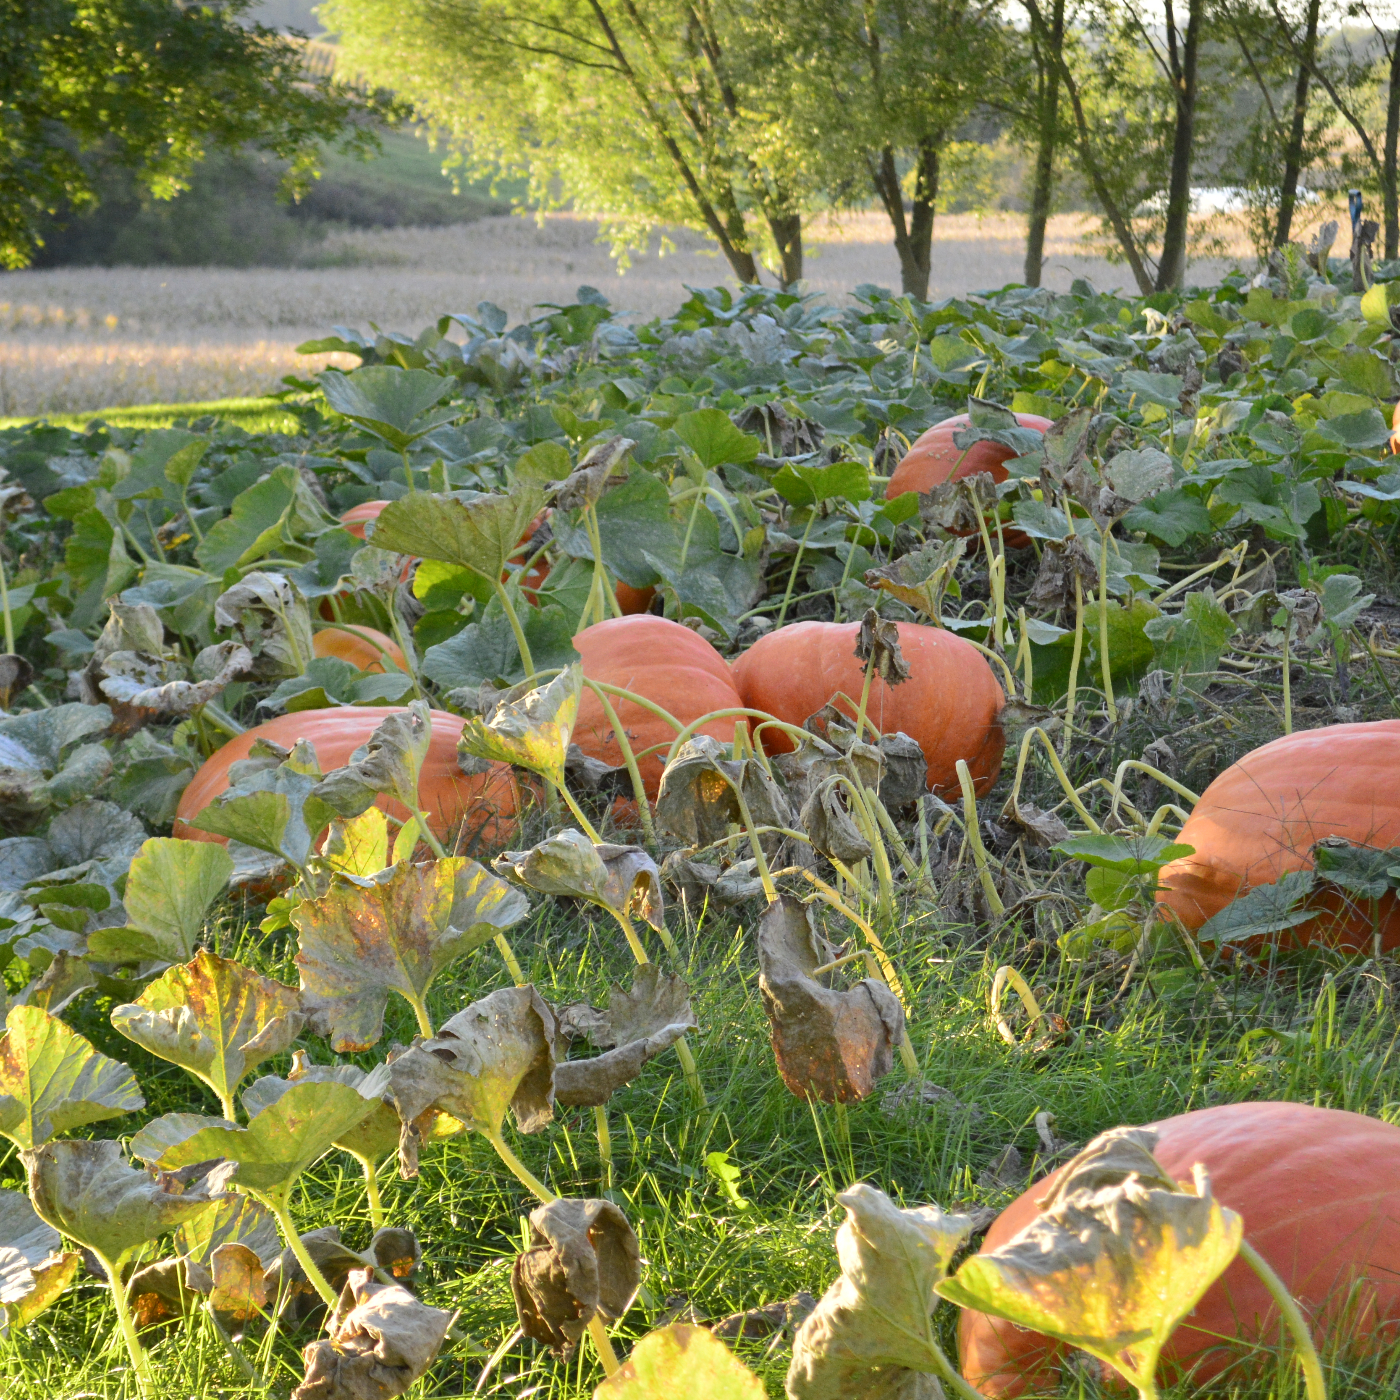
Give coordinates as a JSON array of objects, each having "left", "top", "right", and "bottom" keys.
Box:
[
  {"left": 1, "top": 769, "right": 1397, "bottom": 1398},
  {"left": 0, "top": 396, "right": 304, "bottom": 434}
]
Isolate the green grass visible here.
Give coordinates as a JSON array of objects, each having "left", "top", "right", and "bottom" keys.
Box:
[
  {"left": 0, "top": 396, "right": 305, "bottom": 435},
  {"left": 2, "top": 858, "right": 1397, "bottom": 1399}
]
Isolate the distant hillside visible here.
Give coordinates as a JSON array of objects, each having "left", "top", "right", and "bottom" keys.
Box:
[{"left": 31, "top": 128, "right": 523, "bottom": 269}]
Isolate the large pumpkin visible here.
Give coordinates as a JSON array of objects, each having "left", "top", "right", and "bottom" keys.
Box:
[
  {"left": 729, "top": 620, "right": 1005, "bottom": 797},
  {"left": 888, "top": 411, "right": 1051, "bottom": 549},
  {"left": 339, "top": 500, "right": 391, "bottom": 541},
  {"left": 175, "top": 707, "right": 518, "bottom": 850},
  {"left": 958, "top": 1101, "right": 1400, "bottom": 1395},
  {"left": 312, "top": 624, "right": 407, "bottom": 675},
  {"left": 573, "top": 616, "right": 743, "bottom": 797},
  {"left": 1156, "top": 720, "right": 1400, "bottom": 953}
]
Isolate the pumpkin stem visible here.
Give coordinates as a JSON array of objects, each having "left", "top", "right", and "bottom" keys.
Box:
[
  {"left": 1109, "top": 760, "right": 1201, "bottom": 824},
  {"left": 1006, "top": 725, "right": 1102, "bottom": 833},
  {"left": 593, "top": 1104, "right": 614, "bottom": 1191},
  {"left": 1061, "top": 572, "right": 1085, "bottom": 759},
  {"left": 1282, "top": 614, "right": 1294, "bottom": 735},
  {"left": 493, "top": 578, "right": 536, "bottom": 681},
  {"left": 775, "top": 509, "right": 818, "bottom": 627},
  {"left": 578, "top": 680, "right": 657, "bottom": 845},
  {"left": 1097, "top": 523, "right": 1117, "bottom": 724},
  {"left": 957, "top": 759, "right": 1005, "bottom": 918}
]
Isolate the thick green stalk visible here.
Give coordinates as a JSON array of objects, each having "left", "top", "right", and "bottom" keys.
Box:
[
  {"left": 493, "top": 579, "right": 536, "bottom": 680},
  {"left": 1061, "top": 572, "right": 1085, "bottom": 758},
  {"left": 1238, "top": 1240, "right": 1328, "bottom": 1400},
  {"left": 1282, "top": 618, "right": 1294, "bottom": 735},
  {"left": 1098, "top": 524, "right": 1117, "bottom": 723},
  {"left": 495, "top": 932, "right": 527, "bottom": 985},
  {"left": 957, "top": 759, "right": 1005, "bottom": 917},
  {"left": 776, "top": 511, "right": 817, "bottom": 627},
  {"left": 593, "top": 1106, "right": 614, "bottom": 1190},
  {"left": 0, "top": 553, "right": 13, "bottom": 655},
  {"left": 581, "top": 682, "right": 657, "bottom": 844},
  {"left": 266, "top": 1195, "right": 339, "bottom": 1310},
  {"left": 100, "top": 1251, "right": 154, "bottom": 1398},
  {"left": 356, "top": 1153, "right": 385, "bottom": 1230}
]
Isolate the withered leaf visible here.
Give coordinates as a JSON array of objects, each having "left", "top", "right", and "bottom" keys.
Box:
[
  {"left": 493, "top": 830, "right": 665, "bottom": 933},
  {"left": 214, "top": 571, "right": 315, "bottom": 680},
  {"left": 656, "top": 736, "right": 793, "bottom": 850},
  {"left": 799, "top": 780, "right": 872, "bottom": 864},
  {"left": 294, "top": 857, "right": 529, "bottom": 1052},
  {"left": 293, "top": 1267, "right": 454, "bottom": 1400},
  {"left": 0, "top": 655, "right": 34, "bottom": 711},
  {"left": 387, "top": 986, "right": 555, "bottom": 1177},
  {"left": 0, "top": 1187, "right": 79, "bottom": 1331},
  {"left": 936, "top": 1126, "right": 1243, "bottom": 1394},
  {"left": 595, "top": 1322, "right": 767, "bottom": 1398},
  {"left": 757, "top": 897, "right": 903, "bottom": 1104},
  {"left": 853, "top": 610, "right": 910, "bottom": 686},
  {"left": 511, "top": 1197, "right": 639, "bottom": 1358},
  {"left": 863, "top": 537, "right": 966, "bottom": 621},
  {"left": 550, "top": 437, "right": 636, "bottom": 512},
  {"left": 1026, "top": 536, "right": 1099, "bottom": 611},
  {"left": 556, "top": 965, "right": 695, "bottom": 1049},
  {"left": 457, "top": 665, "right": 581, "bottom": 789},
  {"left": 788, "top": 1184, "right": 973, "bottom": 1400}
]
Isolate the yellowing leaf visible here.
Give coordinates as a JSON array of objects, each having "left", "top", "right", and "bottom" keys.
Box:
[
  {"left": 458, "top": 664, "right": 581, "bottom": 789},
  {"left": 594, "top": 1324, "right": 765, "bottom": 1399}
]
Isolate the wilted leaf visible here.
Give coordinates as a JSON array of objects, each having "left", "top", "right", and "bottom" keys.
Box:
[
  {"left": 324, "top": 809, "right": 390, "bottom": 878},
  {"left": 293, "top": 1266, "right": 454, "bottom": 1400},
  {"left": 551, "top": 438, "right": 636, "bottom": 511},
  {"left": 656, "top": 736, "right": 793, "bottom": 851},
  {"left": 788, "top": 1183, "right": 973, "bottom": 1399},
  {"left": 493, "top": 829, "right": 665, "bottom": 933},
  {"left": 594, "top": 1323, "right": 766, "bottom": 1399},
  {"left": 458, "top": 666, "right": 581, "bottom": 789},
  {"left": 512, "top": 1197, "right": 639, "bottom": 1357},
  {"left": 132, "top": 1077, "right": 384, "bottom": 1201},
  {"left": 0, "top": 1187, "right": 77, "bottom": 1330},
  {"left": 294, "top": 857, "right": 529, "bottom": 1052},
  {"left": 214, "top": 572, "right": 316, "bottom": 680},
  {"left": 87, "top": 837, "right": 233, "bottom": 963},
  {"left": 111, "top": 951, "right": 302, "bottom": 1116},
  {"left": 311, "top": 702, "right": 433, "bottom": 819},
  {"left": 387, "top": 986, "right": 555, "bottom": 1176},
  {"left": 853, "top": 610, "right": 911, "bottom": 686},
  {"left": 0, "top": 1005, "right": 144, "bottom": 1149},
  {"left": 556, "top": 965, "right": 695, "bottom": 1050},
  {"left": 799, "top": 780, "right": 872, "bottom": 864},
  {"left": 23, "top": 1138, "right": 216, "bottom": 1268},
  {"left": 757, "top": 898, "right": 903, "bottom": 1103},
  {"left": 0, "top": 656, "right": 35, "bottom": 710},
  {"left": 936, "top": 1126, "right": 1243, "bottom": 1394},
  {"left": 176, "top": 1191, "right": 281, "bottom": 1274}
]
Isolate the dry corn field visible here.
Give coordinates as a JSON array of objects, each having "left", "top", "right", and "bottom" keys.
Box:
[{"left": 0, "top": 211, "right": 1258, "bottom": 417}]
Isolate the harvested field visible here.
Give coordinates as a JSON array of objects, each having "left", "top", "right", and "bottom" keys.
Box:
[{"left": 0, "top": 210, "right": 1264, "bottom": 417}]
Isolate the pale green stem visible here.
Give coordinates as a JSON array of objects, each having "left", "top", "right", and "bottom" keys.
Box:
[
  {"left": 776, "top": 511, "right": 817, "bottom": 627},
  {"left": 584, "top": 505, "right": 623, "bottom": 620},
  {"left": 581, "top": 680, "right": 657, "bottom": 844},
  {"left": 384, "top": 604, "right": 427, "bottom": 703},
  {"left": 1282, "top": 617, "right": 1294, "bottom": 735},
  {"left": 0, "top": 552, "right": 13, "bottom": 655},
  {"left": 553, "top": 782, "right": 605, "bottom": 845},
  {"left": 853, "top": 652, "right": 877, "bottom": 746},
  {"left": 1017, "top": 607, "right": 1034, "bottom": 699},
  {"left": 956, "top": 759, "right": 1005, "bottom": 917},
  {"left": 217, "top": 1091, "right": 239, "bottom": 1124},
  {"left": 100, "top": 1251, "right": 153, "bottom": 1398},
  {"left": 1239, "top": 1239, "right": 1329, "bottom": 1400},
  {"left": 1061, "top": 572, "right": 1085, "bottom": 759},
  {"left": 403, "top": 986, "right": 434, "bottom": 1040},
  {"left": 972, "top": 497, "right": 1006, "bottom": 650},
  {"left": 495, "top": 932, "right": 527, "bottom": 985},
  {"left": 1006, "top": 724, "right": 1102, "bottom": 832},
  {"left": 179, "top": 485, "right": 204, "bottom": 544},
  {"left": 202, "top": 702, "right": 245, "bottom": 737},
  {"left": 493, "top": 579, "right": 536, "bottom": 680},
  {"left": 356, "top": 1153, "right": 385, "bottom": 1230},
  {"left": 1098, "top": 525, "right": 1117, "bottom": 723},
  {"left": 267, "top": 1195, "right": 339, "bottom": 1310},
  {"left": 412, "top": 807, "right": 448, "bottom": 860},
  {"left": 593, "top": 1105, "right": 614, "bottom": 1191}
]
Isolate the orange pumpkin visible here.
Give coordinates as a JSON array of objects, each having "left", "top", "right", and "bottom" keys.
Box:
[
  {"left": 1390, "top": 398, "right": 1400, "bottom": 454},
  {"left": 1156, "top": 720, "right": 1400, "bottom": 953},
  {"left": 614, "top": 581, "right": 657, "bottom": 615},
  {"left": 888, "top": 411, "right": 1051, "bottom": 549},
  {"left": 175, "top": 707, "right": 518, "bottom": 850},
  {"left": 339, "top": 500, "right": 391, "bottom": 541},
  {"left": 730, "top": 620, "right": 1005, "bottom": 797},
  {"left": 312, "top": 624, "right": 408, "bottom": 675},
  {"left": 573, "top": 615, "right": 743, "bottom": 797},
  {"left": 959, "top": 1101, "right": 1400, "bottom": 1395}
]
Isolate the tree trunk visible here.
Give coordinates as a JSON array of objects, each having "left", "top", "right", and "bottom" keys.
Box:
[
  {"left": 1385, "top": 31, "right": 1400, "bottom": 258},
  {"left": 868, "top": 142, "right": 937, "bottom": 300},
  {"left": 1024, "top": 0, "right": 1064, "bottom": 286},
  {"left": 1156, "top": 0, "right": 1204, "bottom": 290},
  {"left": 1275, "top": 0, "right": 1321, "bottom": 246},
  {"left": 765, "top": 212, "right": 803, "bottom": 286}
]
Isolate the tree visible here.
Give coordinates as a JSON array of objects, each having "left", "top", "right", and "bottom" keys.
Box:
[
  {"left": 0, "top": 0, "right": 390, "bottom": 270},
  {"left": 1022, "top": 0, "right": 1069, "bottom": 286},
  {"left": 759, "top": 0, "right": 1008, "bottom": 300},
  {"left": 322, "top": 0, "right": 811, "bottom": 286}
]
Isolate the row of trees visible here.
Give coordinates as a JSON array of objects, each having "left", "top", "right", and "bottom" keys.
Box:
[{"left": 320, "top": 0, "right": 1400, "bottom": 296}]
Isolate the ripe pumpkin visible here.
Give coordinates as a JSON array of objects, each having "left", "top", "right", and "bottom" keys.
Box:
[
  {"left": 1156, "top": 720, "right": 1400, "bottom": 953},
  {"left": 887, "top": 411, "right": 1052, "bottom": 549},
  {"left": 959, "top": 1101, "right": 1400, "bottom": 1395},
  {"left": 573, "top": 615, "right": 743, "bottom": 796},
  {"left": 174, "top": 707, "right": 518, "bottom": 850},
  {"left": 615, "top": 581, "right": 657, "bottom": 615},
  {"left": 312, "top": 624, "right": 408, "bottom": 675},
  {"left": 730, "top": 620, "right": 1005, "bottom": 797},
  {"left": 339, "top": 500, "right": 391, "bottom": 541},
  {"left": 1390, "top": 398, "right": 1400, "bottom": 455}
]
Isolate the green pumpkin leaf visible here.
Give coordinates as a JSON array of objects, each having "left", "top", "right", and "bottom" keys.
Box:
[
  {"left": 110, "top": 950, "right": 303, "bottom": 1117},
  {"left": 258, "top": 657, "right": 412, "bottom": 716},
  {"left": 319, "top": 366, "right": 457, "bottom": 452},
  {"left": 1143, "top": 588, "right": 1236, "bottom": 689},
  {"left": 673, "top": 408, "right": 760, "bottom": 469},
  {"left": 0, "top": 1006, "right": 144, "bottom": 1150},
  {"left": 370, "top": 488, "right": 544, "bottom": 580},
  {"left": 772, "top": 459, "right": 870, "bottom": 508},
  {"left": 131, "top": 1078, "right": 383, "bottom": 1201},
  {"left": 1195, "top": 870, "right": 1316, "bottom": 946},
  {"left": 23, "top": 1138, "right": 215, "bottom": 1268},
  {"left": 787, "top": 1183, "right": 973, "bottom": 1398},
  {"left": 293, "top": 857, "right": 530, "bottom": 1052},
  {"left": 421, "top": 598, "right": 579, "bottom": 691},
  {"left": 494, "top": 829, "right": 665, "bottom": 933},
  {"left": 195, "top": 464, "right": 323, "bottom": 575},
  {"left": 936, "top": 1127, "right": 1242, "bottom": 1395},
  {"left": 1053, "top": 833, "right": 1194, "bottom": 874},
  {"left": 88, "top": 838, "right": 233, "bottom": 965},
  {"left": 1122, "top": 488, "right": 1214, "bottom": 546}
]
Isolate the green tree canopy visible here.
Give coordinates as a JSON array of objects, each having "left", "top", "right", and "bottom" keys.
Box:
[{"left": 1, "top": 0, "right": 396, "bottom": 268}]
